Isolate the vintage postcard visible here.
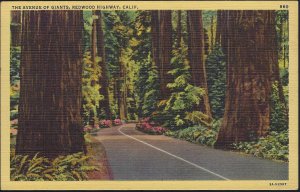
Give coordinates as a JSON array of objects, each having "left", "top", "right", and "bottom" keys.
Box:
[{"left": 0, "top": 0, "right": 298, "bottom": 190}]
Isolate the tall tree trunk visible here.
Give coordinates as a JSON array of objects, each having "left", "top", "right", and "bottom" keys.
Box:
[
  {"left": 215, "top": 11, "right": 273, "bottom": 147},
  {"left": 220, "top": 11, "right": 230, "bottom": 57},
  {"left": 119, "top": 51, "right": 126, "bottom": 120},
  {"left": 158, "top": 10, "right": 173, "bottom": 100},
  {"left": 279, "top": 16, "right": 287, "bottom": 68},
  {"left": 187, "top": 10, "right": 212, "bottom": 119},
  {"left": 11, "top": 11, "right": 21, "bottom": 46},
  {"left": 215, "top": 11, "right": 222, "bottom": 45},
  {"left": 16, "top": 11, "right": 85, "bottom": 157},
  {"left": 95, "top": 10, "right": 112, "bottom": 120},
  {"left": 113, "top": 78, "right": 120, "bottom": 118},
  {"left": 284, "top": 20, "right": 288, "bottom": 68},
  {"left": 210, "top": 15, "right": 214, "bottom": 51},
  {"left": 177, "top": 10, "right": 182, "bottom": 47},
  {"left": 89, "top": 11, "right": 97, "bottom": 126},
  {"left": 124, "top": 67, "right": 128, "bottom": 119},
  {"left": 91, "top": 11, "right": 97, "bottom": 68},
  {"left": 151, "top": 11, "right": 160, "bottom": 68}
]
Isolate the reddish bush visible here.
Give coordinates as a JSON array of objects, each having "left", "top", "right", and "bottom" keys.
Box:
[
  {"left": 113, "top": 119, "right": 122, "bottom": 126},
  {"left": 136, "top": 118, "right": 167, "bottom": 135},
  {"left": 99, "top": 120, "right": 112, "bottom": 128}
]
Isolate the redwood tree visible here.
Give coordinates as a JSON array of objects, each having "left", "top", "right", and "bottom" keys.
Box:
[
  {"left": 187, "top": 10, "right": 212, "bottom": 119},
  {"left": 215, "top": 11, "right": 222, "bottom": 45},
  {"left": 151, "top": 11, "right": 159, "bottom": 69},
  {"left": 210, "top": 15, "right": 214, "bottom": 51},
  {"left": 215, "top": 11, "right": 274, "bottom": 147},
  {"left": 152, "top": 10, "right": 173, "bottom": 100},
  {"left": 16, "top": 11, "right": 86, "bottom": 157}
]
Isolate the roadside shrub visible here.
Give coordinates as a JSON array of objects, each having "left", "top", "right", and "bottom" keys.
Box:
[
  {"left": 10, "top": 152, "right": 99, "bottom": 181},
  {"left": 113, "top": 119, "right": 122, "bottom": 126},
  {"left": 233, "top": 130, "right": 289, "bottom": 162},
  {"left": 136, "top": 118, "right": 167, "bottom": 135},
  {"left": 99, "top": 120, "right": 112, "bottom": 128},
  {"left": 164, "top": 120, "right": 221, "bottom": 147}
]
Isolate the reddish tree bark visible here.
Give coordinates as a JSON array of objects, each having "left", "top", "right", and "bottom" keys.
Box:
[
  {"left": 151, "top": 11, "right": 160, "bottom": 68},
  {"left": 187, "top": 10, "right": 212, "bottom": 119},
  {"left": 215, "top": 11, "right": 222, "bottom": 45},
  {"left": 210, "top": 15, "right": 214, "bottom": 51},
  {"left": 16, "top": 11, "right": 85, "bottom": 157},
  {"left": 215, "top": 11, "right": 274, "bottom": 147},
  {"left": 156, "top": 10, "right": 172, "bottom": 100}
]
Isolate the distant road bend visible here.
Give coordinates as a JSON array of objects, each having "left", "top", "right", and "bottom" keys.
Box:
[{"left": 94, "top": 123, "right": 288, "bottom": 180}]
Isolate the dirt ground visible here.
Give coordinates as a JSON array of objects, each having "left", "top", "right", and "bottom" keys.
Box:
[{"left": 86, "top": 134, "right": 113, "bottom": 180}]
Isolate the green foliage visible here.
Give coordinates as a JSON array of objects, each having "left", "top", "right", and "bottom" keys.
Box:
[
  {"left": 10, "top": 46, "right": 21, "bottom": 85},
  {"left": 135, "top": 57, "right": 159, "bottom": 118},
  {"left": 202, "top": 11, "right": 217, "bottom": 31},
  {"left": 280, "top": 68, "right": 289, "bottom": 86},
  {"left": 233, "top": 130, "right": 288, "bottom": 162},
  {"left": 83, "top": 11, "right": 93, "bottom": 52},
  {"left": 276, "top": 10, "right": 289, "bottom": 67},
  {"left": 141, "top": 64, "right": 160, "bottom": 117},
  {"left": 131, "top": 11, "right": 159, "bottom": 118},
  {"left": 103, "top": 11, "right": 121, "bottom": 78},
  {"left": 103, "top": 11, "right": 138, "bottom": 120},
  {"left": 10, "top": 110, "right": 18, "bottom": 121},
  {"left": 82, "top": 52, "right": 103, "bottom": 124},
  {"left": 270, "top": 81, "right": 288, "bottom": 132},
  {"left": 10, "top": 84, "right": 20, "bottom": 120},
  {"left": 156, "top": 42, "right": 205, "bottom": 130},
  {"left": 185, "top": 111, "right": 211, "bottom": 127},
  {"left": 206, "top": 44, "right": 226, "bottom": 119},
  {"left": 10, "top": 152, "right": 99, "bottom": 181},
  {"left": 164, "top": 119, "right": 221, "bottom": 146},
  {"left": 171, "top": 11, "right": 187, "bottom": 47},
  {"left": 10, "top": 47, "right": 21, "bottom": 120}
]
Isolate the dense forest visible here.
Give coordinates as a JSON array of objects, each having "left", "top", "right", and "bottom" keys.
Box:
[{"left": 10, "top": 10, "right": 289, "bottom": 180}]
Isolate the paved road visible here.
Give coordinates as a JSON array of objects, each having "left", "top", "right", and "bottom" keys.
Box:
[{"left": 93, "top": 124, "right": 288, "bottom": 180}]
